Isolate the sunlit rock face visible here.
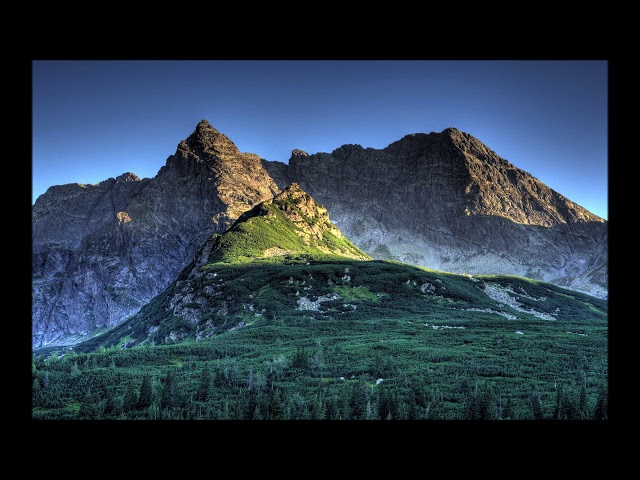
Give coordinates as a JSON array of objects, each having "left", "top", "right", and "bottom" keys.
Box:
[{"left": 265, "top": 127, "right": 607, "bottom": 298}]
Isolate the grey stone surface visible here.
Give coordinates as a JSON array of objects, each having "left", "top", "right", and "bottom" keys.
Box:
[
  {"left": 280, "top": 128, "right": 607, "bottom": 298},
  {"left": 32, "top": 120, "right": 280, "bottom": 347},
  {"left": 33, "top": 122, "right": 607, "bottom": 347}
]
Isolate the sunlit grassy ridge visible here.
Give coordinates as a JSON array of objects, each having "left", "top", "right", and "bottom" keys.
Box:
[{"left": 207, "top": 184, "right": 369, "bottom": 264}]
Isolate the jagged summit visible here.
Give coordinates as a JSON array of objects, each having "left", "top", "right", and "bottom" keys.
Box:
[
  {"left": 33, "top": 120, "right": 608, "bottom": 347},
  {"left": 115, "top": 172, "right": 140, "bottom": 182},
  {"left": 285, "top": 126, "right": 607, "bottom": 297},
  {"left": 178, "top": 119, "right": 240, "bottom": 159},
  {"left": 33, "top": 120, "right": 281, "bottom": 347},
  {"left": 192, "top": 183, "right": 370, "bottom": 267},
  {"left": 278, "top": 182, "right": 304, "bottom": 196},
  {"left": 291, "top": 149, "right": 309, "bottom": 157},
  {"left": 376, "top": 127, "right": 603, "bottom": 226},
  {"left": 162, "top": 120, "right": 280, "bottom": 219}
]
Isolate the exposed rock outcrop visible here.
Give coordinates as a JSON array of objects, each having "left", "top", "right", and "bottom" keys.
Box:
[
  {"left": 32, "top": 120, "right": 280, "bottom": 347},
  {"left": 273, "top": 128, "right": 607, "bottom": 298},
  {"left": 33, "top": 122, "right": 607, "bottom": 347}
]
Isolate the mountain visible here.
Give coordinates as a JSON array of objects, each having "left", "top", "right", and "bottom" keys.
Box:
[
  {"left": 33, "top": 121, "right": 607, "bottom": 348},
  {"left": 37, "top": 247, "right": 608, "bottom": 420},
  {"left": 189, "top": 183, "right": 370, "bottom": 266},
  {"left": 37, "top": 185, "right": 608, "bottom": 421},
  {"left": 264, "top": 127, "right": 607, "bottom": 297},
  {"left": 77, "top": 184, "right": 606, "bottom": 353},
  {"left": 32, "top": 120, "right": 280, "bottom": 347},
  {"left": 77, "top": 183, "right": 370, "bottom": 348}
]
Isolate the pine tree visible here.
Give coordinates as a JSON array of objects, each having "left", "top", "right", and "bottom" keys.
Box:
[
  {"left": 579, "top": 382, "right": 588, "bottom": 419},
  {"left": 593, "top": 385, "right": 608, "bottom": 420},
  {"left": 350, "top": 384, "right": 368, "bottom": 419},
  {"left": 79, "top": 393, "right": 95, "bottom": 419},
  {"left": 504, "top": 397, "right": 512, "bottom": 419},
  {"left": 253, "top": 405, "right": 264, "bottom": 420},
  {"left": 530, "top": 392, "right": 544, "bottom": 420},
  {"left": 32, "top": 378, "right": 42, "bottom": 407},
  {"left": 292, "top": 346, "right": 309, "bottom": 370},
  {"left": 245, "top": 391, "right": 257, "bottom": 420},
  {"left": 196, "top": 368, "right": 212, "bottom": 402},
  {"left": 271, "top": 391, "right": 282, "bottom": 420},
  {"left": 123, "top": 382, "right": 138, "bottom": 412},
  {"left": 563, "top": 393, "right": 580, "bottom": 420},
  {"left": 366, "top": 398, "right": 373, "bottom": 420},
  {"left": 138, "top": 375, "right": 153, "bottom": 410},
  {"left": 161, "top": 370, "right": 178, "bottom": 409},
  {"left": 478, "top": 386, "right": 496, "bottom": 420},
  {"left": 318, "top": 400, "right": 328, "bottom": 420},
  {"left": 553, "top": 384, "right": 564, "bottom": 420},
  {"left": 104, "top": 391, "right": 116, "bottom": 416},
  {"left": 464, "top": 387, "right": 479, "bottom": 420},
  {"left": 326, "top": 396, "right": 338, "bottom": 420},
  {"left": 70, "top": 362, "right": 81, "bottom": 379},
  {"left": 247, "top": 367, "right": 254, "bottom": 391},
  {"left": 378, "top": 389, "right": 391, "bottom": 420}
]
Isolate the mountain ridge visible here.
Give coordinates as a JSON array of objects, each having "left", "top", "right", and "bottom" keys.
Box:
[
  {"left": 33, "top": 120, "right": 607, "bottom": 347},
  {"left": 265, "top": 126, "right": 607, "bottom": 297},
  {"left": 32, "top": 120, "right": 280, "bottom": 347},
  {"left": 75, "top": 182, "right": 606, "bottom": 352}
]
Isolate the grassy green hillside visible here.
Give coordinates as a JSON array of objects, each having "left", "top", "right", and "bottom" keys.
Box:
[
  {"left": 33, "top": 256, "right": 607, "bottom": 420},
  {"left": 77, "top": 255, "right": 607, "bottom": 350},
  {"left": 32, "top": 184, "right": 607, "bottom": 420},
  {"left": 205, "top": 183, "right": 369, "bottom": 265}
]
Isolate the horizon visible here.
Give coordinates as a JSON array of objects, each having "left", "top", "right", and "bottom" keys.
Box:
[{"left": 32, "top": 60, "right": 608, "bottom": 219}]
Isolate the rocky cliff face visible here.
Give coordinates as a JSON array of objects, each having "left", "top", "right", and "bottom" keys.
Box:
[
  {"left": 34, "top": 121, "right": 607, "bottom": 347},
  {"left": 265, "top": 127, "right": 607, "bottom": 298},
  {"left": 32, "top": 120, "right": 280, "bottom": 347},
  {"left": 77, "top": 184, "right": 371, "bottom": 349}
]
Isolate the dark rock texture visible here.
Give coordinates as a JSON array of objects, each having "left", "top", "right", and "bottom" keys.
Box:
[
  {"left": 33, "top": 122, "right": 607, "bottom": 347},
  {"left": 278, "top": 128, "right": 607, "bottom": 298},
  {"left": 32, "top": 120, "right": 280, "bottom": 347}
]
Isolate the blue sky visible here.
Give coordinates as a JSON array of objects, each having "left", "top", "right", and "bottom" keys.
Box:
[{"left": 32, "top": 60, "right": 608, "bottom": 219}]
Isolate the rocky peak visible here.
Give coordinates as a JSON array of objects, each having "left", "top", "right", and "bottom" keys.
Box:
[
  {"left": 275, "top": 182, "right": 306, "bottom": 201},
  {"left": 33, "top": 120, "right": 281, "bottom": 348},
  {"left": 237, "top": 183, "right": 324, "bottom": 229},
  {"left": 115, "top": 172, "right": 140, "bottom": 183},
  {"left": 286, "top": 127, "right": 607, "bottom": 297},
  {"left": 443, "top": 127, "right": 497, "bottom": 160},
  {"left": 191, "top": 183, "right": 370, "bottom": 269},
  {"left": 291, "top": 149, "right": 309, "bottom": 158},
  {"left": 178, "top": 119, "right": 240, "bottom": 159},
  {"left": 276, "top": 184, "right": 322, "bottom": 224},
  {"left": 332, "top": 144, "right": 364, "bottom": 158},
  {"left": 442, "top": 127, "right": 463, "bottom": 137}
]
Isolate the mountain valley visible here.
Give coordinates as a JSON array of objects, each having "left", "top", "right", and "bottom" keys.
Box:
[
  {"left": 32, "top": 121, "right": 608, "bottom": 348},
  {"left": 32, "top": 120, "right": 608, "bottom": 420}
]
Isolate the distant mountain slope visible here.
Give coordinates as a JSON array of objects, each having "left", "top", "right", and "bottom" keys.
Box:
[
  {"left": 33, "top": 121, "right": 607, "bottom": 347},
  {"left": 264, "top": 127, "right": 607, "bottom": 297},
  {"left": 77, "top": 186, "right": 606, "bottom": 352}
]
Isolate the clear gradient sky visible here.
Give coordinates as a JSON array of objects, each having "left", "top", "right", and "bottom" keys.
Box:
[{"left": 32, "top": 60, "right": 608, "bottom": 219}]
